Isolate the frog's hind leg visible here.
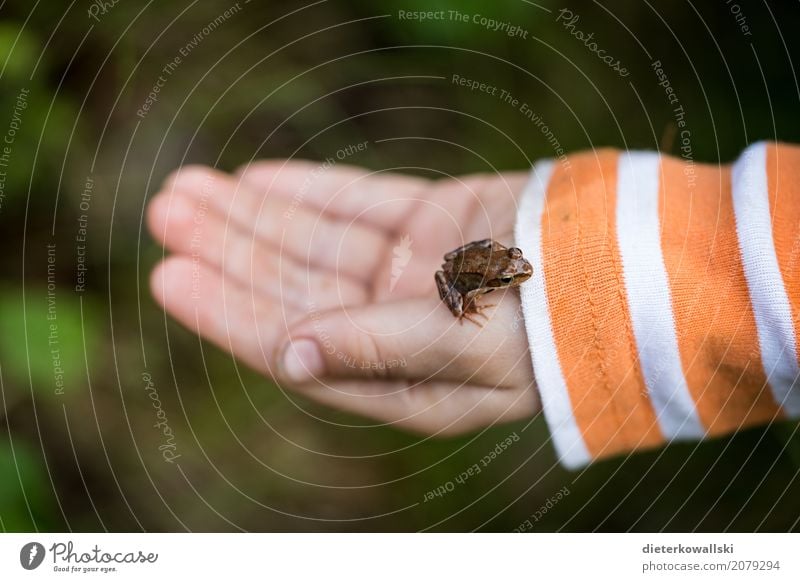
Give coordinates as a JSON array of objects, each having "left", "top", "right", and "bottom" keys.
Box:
[
  {"left": 436, "top": 270, "right": 464, "bottom": 319},
  {"left": 435, "top": 270, "right": 449, "bottom": 301}
]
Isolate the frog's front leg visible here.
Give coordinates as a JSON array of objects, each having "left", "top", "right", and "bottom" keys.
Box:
[
  {"left": 443, "top": 238, "right": 499, "bottom": 261},
  {"left": 435, "top": 270, "right": 463, "bottom": 317},
  {"left": 463, "top": 288, "right": 495, "bottom": 319}
]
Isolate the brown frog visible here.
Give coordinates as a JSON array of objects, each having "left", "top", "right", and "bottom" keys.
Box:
[{"left": 435, "top": 239, "right": 533, "bottom": 325}]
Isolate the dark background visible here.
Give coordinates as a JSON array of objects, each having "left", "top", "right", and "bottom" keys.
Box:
[{"left": 1, "top": 0, "right": 799, "bottom": 531}]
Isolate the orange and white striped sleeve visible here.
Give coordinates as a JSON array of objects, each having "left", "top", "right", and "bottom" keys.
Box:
[{"left": 514, "top": 142, "right": 800, "bottom": 468}]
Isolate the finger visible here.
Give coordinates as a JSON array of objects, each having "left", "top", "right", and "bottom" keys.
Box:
[
  {"left": 289, "top": 379, "right": 539, "bottom": 436},
  {"left": 150, "top": 256, "right": 291, "bottom": 376},
  {"left": 162, "top": 165, "right": 389, "bottom": 282},
  {"left": 235, "top": 159, "right": 429, "bottom": 230},
  {"left": 274, "top": 294, "right": 533, "bottom": 388},
  {"left": 147, "top": 192, "right": 368, "bottom": 310}
]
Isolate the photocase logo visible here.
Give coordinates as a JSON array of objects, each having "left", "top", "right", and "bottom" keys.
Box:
[
  {"left": 390, "top": 234, "right": 413, "bottom": 292},
  {"left": 19, "top": 542, "right": 46, "bottom": 570}
]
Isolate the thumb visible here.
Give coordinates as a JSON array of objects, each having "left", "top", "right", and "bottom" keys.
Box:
[{"left": 274, "top": 295, "right": 530, "bottom": 387}]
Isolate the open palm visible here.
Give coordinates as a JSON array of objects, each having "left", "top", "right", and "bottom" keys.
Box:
[{"left": 148, "top": 160, "right": 539, "bottom": 436}]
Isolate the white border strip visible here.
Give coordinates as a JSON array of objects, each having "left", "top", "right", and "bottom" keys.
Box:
[
  {"left": 1, "top": 532, "right": 797, "bottom": 578},
  {"left": 616, "top": 152, "right": 706, "bottom": 439},
  {"left": 732, "top": 141, "right": 800, "bottom": 416},
  {"left": 515, "top": 160, "right": 592, "bottom": 468}
]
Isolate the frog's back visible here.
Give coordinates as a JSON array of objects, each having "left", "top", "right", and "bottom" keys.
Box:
[{"left": 444, "top": 247, "right": 494, "bottom": 292}]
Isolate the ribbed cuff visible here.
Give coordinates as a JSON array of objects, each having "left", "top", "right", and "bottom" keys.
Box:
[{"left": 514, "top": 159, "right": 592, "bottom": 469}]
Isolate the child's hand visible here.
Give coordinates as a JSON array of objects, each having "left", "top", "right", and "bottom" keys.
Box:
[{"left": 148, "top": 161, "right": 540, "bottom": 436}]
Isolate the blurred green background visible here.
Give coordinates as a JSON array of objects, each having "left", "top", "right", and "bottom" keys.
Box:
[{"left": 1, "top": 0, "right": 800, "bottom": 532}]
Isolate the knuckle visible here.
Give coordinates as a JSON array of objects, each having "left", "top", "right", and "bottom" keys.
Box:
[{"left": 348, "top": 329, "right": 395, "bottom": 379}]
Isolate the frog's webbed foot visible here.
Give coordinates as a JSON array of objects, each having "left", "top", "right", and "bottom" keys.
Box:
[
  {"left": 459, "top": 312, "right": 485, "bottom": 327},
  {"left": 459, "top": 302, "right": 491, "bottom": 327}
]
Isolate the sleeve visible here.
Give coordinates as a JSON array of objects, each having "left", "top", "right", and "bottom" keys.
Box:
[{"left": 514, "top": 142, "right": 800, "bottom": 468}]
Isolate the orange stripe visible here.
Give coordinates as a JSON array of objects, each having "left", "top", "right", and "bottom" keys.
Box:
[
  {"left": 767, "top": 142, "right": 800, "bottom": 377},
  {"left": 542, "top": 150, "right": 663, "bottom": 458},
  {"left": 659, "top": 155, "right": 781, "bottom": 434}
]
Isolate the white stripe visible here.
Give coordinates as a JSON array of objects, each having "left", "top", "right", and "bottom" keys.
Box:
[
  {"left": 515, "top": 160, "right": 592, "bottom": 468},
  {"left": 616, "top": 152, "right": 706, "bottom": 439},
  {"left": 732, "top": 142, "right": 800, "bottom": 416}
]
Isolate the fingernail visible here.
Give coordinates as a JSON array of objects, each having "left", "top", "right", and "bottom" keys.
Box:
[{"left": 281, "top": 339, "right": 324, "bottom": 383}]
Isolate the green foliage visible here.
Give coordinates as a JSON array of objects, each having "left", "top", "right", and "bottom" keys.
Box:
[
  {"left": 0, "top": 23, "right": 38, "bottom": 80},
  {"left": 0, "top": 287, "right": 101, "bottom": 399},
  {"left": 0, "top": 23, "right": 81, "bottom": 207},
  {"left": 0, "top": 438, "right": 57, "bottom": 532}
]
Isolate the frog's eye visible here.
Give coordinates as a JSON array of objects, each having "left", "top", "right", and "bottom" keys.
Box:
[
  {"left": 500, "top": 276, "right": 514, "bottom": 284},
  {"left": 508, "top": 248, "right": 523, "bottom": 259}
]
